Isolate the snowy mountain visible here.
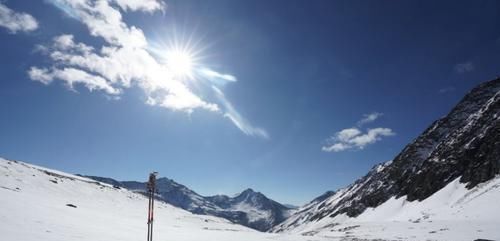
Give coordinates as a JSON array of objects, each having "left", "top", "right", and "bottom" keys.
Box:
[
  {"left": 3, "top": 158, "right": 500, "bottom": 241},
  {"left": 80, "top": 175, "right": 293, "bottom": 231},
  {"left": 0, "top": 157, "right": 330, "bottom": 241},
  {"left": 2, "top": 77, "right": 499, "bottom": 240},
  {"left": 205, "top": 188, "right": 294, "bottom": 231},
  {"left": 271, "top": 77, "right": 500, "bottom": 240}
]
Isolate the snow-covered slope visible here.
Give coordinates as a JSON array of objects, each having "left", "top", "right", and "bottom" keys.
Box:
[
  {"left": 272, "top": 78, "right": 500, "bottom": 240},
  {"left": 0, "top": 157, "right": 324, "bottom": 241},
  {"left": 81, "top": 176, "right": 292, "bottom": 231},
  {"left": 205, "top": 188, "right": 294, "bottom": 231},
  {"left": 2, "top": 159, "right": 499, "bottom": 241},
  {"left": 273, "top": 174, "right": 500, "bottom": 240}
]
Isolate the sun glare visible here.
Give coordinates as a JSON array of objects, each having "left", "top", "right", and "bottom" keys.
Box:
[{"left": 165, "top": 49, "right": 194, "bottom": 79}]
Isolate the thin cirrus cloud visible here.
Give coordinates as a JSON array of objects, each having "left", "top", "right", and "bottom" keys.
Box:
[
  {"left": 199, "top": 68, "right": 237, "bottom": 86},
  {"left": 438, "top": 86, "right": 456, "bottom": 94},
  {"left": 26, "top": 0, "right": 268, "bottom": 138},
  {"left": 0, "top": 3, "right": 38, "bottom": 33},
  {"left": 454, "top": 61, "right": 475, "bottom": 74},
  {"left": 357, "top": 112, "right": 383, "bottom": 126},
  {"left": 212, "top": 86, "right": 269, "bottom": 139},
  {"left": 322, "top": 113, "right": 395, "bottom": 152}
]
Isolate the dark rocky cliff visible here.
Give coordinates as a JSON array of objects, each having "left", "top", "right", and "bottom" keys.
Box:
[{"left": 273, "top": 78, "right": 500, "bottom": 232}]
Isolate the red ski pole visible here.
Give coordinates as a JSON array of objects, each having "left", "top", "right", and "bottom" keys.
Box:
[{"left": 146, "top": 172, "right": 157, "bottom": 241}]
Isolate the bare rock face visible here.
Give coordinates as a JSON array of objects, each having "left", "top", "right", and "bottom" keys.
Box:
[
  {"left": 394, "top": 78, "right": 500, "bottom": 202},
  {"left": 273, "top": 78, "right": 500, "bottom": 232}
]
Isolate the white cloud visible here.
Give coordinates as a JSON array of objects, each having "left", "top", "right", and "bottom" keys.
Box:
[
  {"left": 357, "top": 112, "right": 383, "bottom": 126},
  {"left": 29, "top": 0, "right": 265, "bottom": 137},
  {"left": 50, "top": 0, "right": 148, "bottom": 47},
  {"left": 53, "top": 34, "right": 93, "bottom": 52},
  {"left": 30, "top": 0, "right": 217, "bottom": 113},
  {"left": 348, "top": 128, "right": 395, "bottom": 147},
  {"left": 322, "top": 142, "right": 350, "bottom": 152},
  {"left": 199, "top": 67, "right": 237, "bottom": 85},
  {"left": 322, "top": 113, "right": 394, "bottom": 152},
  {"left": 0, "top": 3, "right": 38, "bottom": 33},
  {"left": 213, "top": 86, "right": 269, "bottom": 139},
  {"left": 454, "top": 61, "right": 475, "bottom": 73},
  {"left": 29, "top": 66, "right": 120, "bottom": 95},
  {"left": 336, "top": 128, "right": 362, "bottom": 142},
  {"left": 111, "top": 0, "right": 166, "bottom": 12},
  {"left": 28, "top": 67, "right": 53, "bottom": 85},
  {"left": 322, "top": 127, "right": 395, "bottom": 152}
]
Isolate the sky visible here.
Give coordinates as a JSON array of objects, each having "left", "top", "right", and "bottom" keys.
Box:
[{"left": 1, "top": 0, "right": 500, "bottom": 205}]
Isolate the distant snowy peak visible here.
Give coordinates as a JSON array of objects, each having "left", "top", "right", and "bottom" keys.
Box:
[
  {"left": 208, "top": 188, "right": 294, "bottom": 230},
  {"left": 1, "top": 157, "right": 313, "bottom": 241},
  {"left": 82, "top": 176, "right": 293, "bottom": 231},
  {"left": 273, "top": 77, "right": 500, "bottom": 233},
  {"left": 231, "top": 188, "right": 269, "bottom": 206}
]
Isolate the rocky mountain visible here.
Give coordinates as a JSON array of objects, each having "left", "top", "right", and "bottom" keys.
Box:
[
  {"left": 81, "top": 175, "right": 293, "bottom": 231},
  {"left": 14, "top": 158, "right": 498, "bottom": 240},
  {"left": 1, "top": 157, "right": 346, "bottom": 241},
  {"left": 272, "top": 77, "right": 500, "bottom": 233}
]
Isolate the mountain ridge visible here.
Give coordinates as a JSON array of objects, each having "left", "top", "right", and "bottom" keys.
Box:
[
  {"left": 80, "top": 174, "right": 293, "bottom": 231},
  {"left": 272, "top": 77, "right": 500, "bottom": 233}
]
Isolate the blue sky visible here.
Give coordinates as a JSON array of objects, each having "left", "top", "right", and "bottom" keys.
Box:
[{"left": 1, "top": 0, "right": 500, "bottom": 205}]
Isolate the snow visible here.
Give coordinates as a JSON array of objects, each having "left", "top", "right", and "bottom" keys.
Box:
[
  {"left": 375, "top": 160, "right": 391, "bottom": 173},
  {"left": 278, "top": 175, "right": 500, "bottom": 241},
  {"left": 2, "top": 157, "right": 500, "bottom": 241},
  {"left": 356, "top": 176, "right": 500, "bottom": 222},
  {"left": 269, "top": 79, "right": 500, "bottom": 240},
  {"left": 230, "top": 203, "right": 271, "bottom": 222},
  {"left": 0, "top": 158, "right": 329, "bottom": 241}
]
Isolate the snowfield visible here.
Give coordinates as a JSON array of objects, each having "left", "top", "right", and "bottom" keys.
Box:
[
  {"left": 0, "top": 158, "right": 324, "bottom": 241},
  {"left": 274, "top": 176, "right": 500, "bottom": 241},
  {"left": 1, "top": 157, "right": 499, "bottom": 241}
]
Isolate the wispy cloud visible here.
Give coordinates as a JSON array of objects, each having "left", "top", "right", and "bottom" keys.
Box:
[
  {"left": 0, "top": 3, "right": 38, "bottom": 33},
  {"left": 199, "top": 68, "right": 237, "bottom": 86},
  {"left": 111, "top": 0, "right": 166, "bottom": 12},
  {"left": 438, "top": 86, "right": 455, "bottom": 94},
  {"left": 29, "top": 66, "right": 121, "bottom": 95},
  {"left": 27, "top": 0, "right": 266, "bottom": 138},
  {"left": 454, "top": 61, "right": 475, "bottom": 74},
  {"left": 212, "top": 86, "right": 269, "bottom": 139},
  {"left": 357, "top": 112, "right": 383, "bottom": 126},
  {"left": 322, "top": 113, "right": 394, "bottom": 152}
]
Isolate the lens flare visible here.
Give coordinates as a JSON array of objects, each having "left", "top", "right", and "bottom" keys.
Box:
[{"left": 165, "top": 49, "right": 194, "bottom": 79}]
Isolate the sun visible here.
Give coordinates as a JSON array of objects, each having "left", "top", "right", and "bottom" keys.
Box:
[{"left": 165, "top": 48, "right": 194, "bottom": 79}]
